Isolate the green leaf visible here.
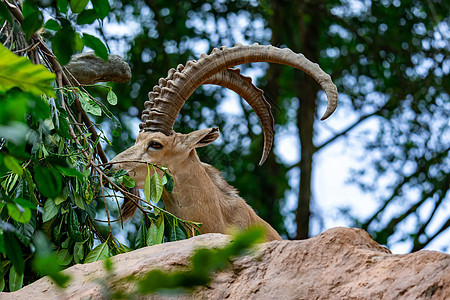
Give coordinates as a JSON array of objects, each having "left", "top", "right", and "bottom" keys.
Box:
[
  {"left": 84, "top": 242, "right": 110, "bottom": 263},
  {"left": 8, "top": 265, "right": 24, "bottom": 292},
  {"left": 146, "top": 219, "right": 164, "bottom": 246},
  {"left": 91, "top": 0, "right": 110, "bottom": 19},
  {"left": 54, "top": 165, "right": 84, "bottom": 182},
  {"left": 70, "top": 0, "right": 89, "bottom": 13},
  {"left": 34, "top": 166, "right": 62, "bottom": 198},
  {"left": 52, "top": 25, "right": 76, "bottom": 65},
  {"left": 34, "top": 253, "right": 71, "bottom": 287},
  {"left": 111, "top": 114, "right": 122, "bottom": 137},
  {"left": 135, "top": 219, "right": 146, "bottom": 249},
  {"left": 33, "top": 232, "right": 71, "bottom": 287},
  {"left": 44, "top": 19, "right": 61, "bottom": 31},
  {"left": 43, "top": 198, "right": 59, "bottom": 222},
  {"left": 146, "top": 222, "right": 158, "bottom": 246},
  {"left": 82, "top": 33, "right": 108, "bottom": 61},
  {"left": 14, "top": 198, "right": 37, "bottom": 210},
  {"left": 169, "top": 224, "right": 187, "bottom": 242},
  {"left": 73, "top": 241, "right": 84, "bottom": 264},
  {"left": 29, "top": 94, "right": 51, "bottom": 120},
  {"left": 104, "top": 257, "right": 113, "bottom": 272},
  {"left": 0, "top": 44, "right": 56, "bottom": 97},
  {"left": 150, "top": 169, "right": 163, "bottom": 204},
  {"left": 84, "top": 199, "right": 96, "bottom": 219},
  {"left": 4, "top": 232, "right": 24, "bottom": 274},
  {"left": 117, "top": 242, "right": 132, "bottom": 254},
  {"left": 161, "top": 174, "right": 168, "bottom": 185},
  {"left": 54, "top": 193, "right": 67, "bottom": 205},
  {"left": 0, "top": 1, "right": 12, "bottom": 24},
  {"left": 68, "top": 210, "right": 83, "bottom": 242},
  {"left": 77, "top": 9, "right": 98, "bottom": 25},
  {"left": 164, "top": 172, "right": 174, "bottom": 193},
  {"left": 56, "top": 112, "right": 71, "bottom": 138},
  {"left": 16, "top": 212, "right": 36, "bottom": 246},
  {"left": 107, "top": 89, "right": 117, "bottom": 105},
  {"left": 23, "top": 169, "right": 38, "bottom": 206},
  {"left": 123, "top": 175, "right": 135, "bottom": 188},
  {"left": 57, "top": 0, "right": 69, "bottom": 13},
  {"left": 74, "top": 196, "right": 85, "bottom": 210},
  {"left": 21, "top": 10, "right": 43, "bottom": 40},
  {"left": 144, "top": 166, "right": 151, "bottom": 203},
  {"left": 61, "top": 237, "right": 70, "bottom": 248},
  {"left": 7, "top": 203, "right": 31, "bottom": 223},
  {"left": 0, "top": 234, "right": 5, "bottom": 254},
  {"left": 4, "top": 155, "right": 23, "bottom": 176},
  {"left": 77, "top": 90, "right": 102, "bottom": 116},
  {"left": 0, "top": 276, "right": 4, "bottom": 292},
  {"left": 56, "top": 249, "right": 72, "bottom": 266}
]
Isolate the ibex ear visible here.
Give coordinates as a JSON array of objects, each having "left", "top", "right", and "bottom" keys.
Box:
[{"left": 185, "top": 127, "right": 220, "bottom": 149}]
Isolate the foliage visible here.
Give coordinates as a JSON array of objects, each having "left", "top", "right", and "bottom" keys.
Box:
[
  {"left": 0, "top": 44, "right": 55, "bottom": 96},
  {"left": 321, "top": 0, "right": 449, "bottom": 251},
  {"left": 0, "top": 1, "right": 198, "bottom": 292}
]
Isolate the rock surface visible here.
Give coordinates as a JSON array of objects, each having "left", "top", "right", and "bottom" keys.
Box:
[
  {"left": 65, "top": 52, "right": 132, "bottom": 85},
  {"left": 2, "top": 227, "right": 449, "bottom": 299}
]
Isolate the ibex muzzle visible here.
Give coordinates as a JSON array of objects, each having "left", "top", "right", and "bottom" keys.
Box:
[{"left": 111, "top": 44, "right": 338, "bottom": 241}]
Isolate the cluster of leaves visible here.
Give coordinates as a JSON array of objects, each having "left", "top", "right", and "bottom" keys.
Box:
[
  {"left": 0, "top": 1, "right": 199, "bottom": 293},
  {"left": 0, "top": 0, "right": 110, "bottom": 64}
]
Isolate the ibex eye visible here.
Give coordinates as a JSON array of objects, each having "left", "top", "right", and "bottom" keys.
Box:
[{"left": 148, "top": 141, "right": 162, "bottom": 149}]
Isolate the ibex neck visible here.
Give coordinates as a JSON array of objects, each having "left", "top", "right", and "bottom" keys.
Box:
[{"left": 162, "top": 151, "right": 226, "bottom": 232}]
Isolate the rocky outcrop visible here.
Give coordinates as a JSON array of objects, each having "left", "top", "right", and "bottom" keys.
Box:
[{"left": 2, "top": 227, "right": 449, "bottom": 299}]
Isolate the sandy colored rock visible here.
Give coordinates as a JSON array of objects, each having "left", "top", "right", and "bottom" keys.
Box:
[
  {"left": 2, "top": 227, "right": 449, "bottom": 299},
  {"left": 65, "top": 52, "right": 132, "bottom": 85}
]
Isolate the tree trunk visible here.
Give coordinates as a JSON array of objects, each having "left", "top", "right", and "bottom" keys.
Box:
[
  {"left": 266, "top": 0, "right": 324, "bottom": 239},
  {"left": 295, "top": 2, "right": 323, "bottom": 239}
]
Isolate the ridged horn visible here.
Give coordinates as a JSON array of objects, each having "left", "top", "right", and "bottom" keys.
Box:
[
  {"left": 140, "top": 67, "right": 274, "bottom": 165},
  {"left": 141, "top": 43, "right": 338, "bottom": 164},
  {"left": 203, "top": 69, "right": 273, "bottom": 165}
]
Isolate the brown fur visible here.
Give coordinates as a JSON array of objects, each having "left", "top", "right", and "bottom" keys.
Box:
[{"left": 111, "top": 128, "right": 282, "bottom": 241}]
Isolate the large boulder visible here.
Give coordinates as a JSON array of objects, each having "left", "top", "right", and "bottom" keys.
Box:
[{"left": 2, "top": 227, "right": 449, "bottom": 299}]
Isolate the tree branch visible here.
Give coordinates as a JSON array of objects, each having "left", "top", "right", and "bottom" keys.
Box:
[
  {"left": 412, "top": 217, "right": 450, "bottom": 252},
  {"left": 315, "top": 108, "right": 382, "bottom": 152},
  {"left": 413, "top": 190, "right": 447, "bottom": 251},
  {"left": 286, "top": 107, "right": 383, "bottom": 172}
]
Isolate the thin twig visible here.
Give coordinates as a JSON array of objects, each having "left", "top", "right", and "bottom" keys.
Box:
[
  {"left": 99, "top": 160, "right": 171, "bottom": 173},
  {"left": 100, "top": 173, "right": 113, "bottom": 237}
]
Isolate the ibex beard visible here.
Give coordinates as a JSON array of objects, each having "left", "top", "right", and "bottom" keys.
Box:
[{"left": 110, "top": 127, "right": 283, "bottom": 241}]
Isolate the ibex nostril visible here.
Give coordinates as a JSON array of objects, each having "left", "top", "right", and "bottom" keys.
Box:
[{"left": 111, "top": 44, "right": 338, "bottom": 241}]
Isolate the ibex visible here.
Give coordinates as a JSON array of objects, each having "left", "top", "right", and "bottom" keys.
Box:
[{"left": 110, "top": 44, "right": 338, "bottom": 241}]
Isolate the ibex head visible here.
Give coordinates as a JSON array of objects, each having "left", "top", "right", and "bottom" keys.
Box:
[
  {"left": 111, "top": 43, "right": 338, "bottom": 187},
  {"left": 110, "top": 127, "right": 220, "bottom": 188}
]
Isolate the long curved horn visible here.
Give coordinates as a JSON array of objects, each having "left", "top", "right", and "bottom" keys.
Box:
[
  {"left": 142, "top": 43, "right": 338, "bottom": 164},
  {"left": 204, "top": 69, "right": 273, "bottom": 165},
  {"left": 141, "top": 67, "right": 274, "bottom": 165}
]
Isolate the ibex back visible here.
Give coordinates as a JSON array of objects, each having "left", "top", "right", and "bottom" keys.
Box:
[{"left": 110, "top": 44, "right": 338, "bottom": 241}]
